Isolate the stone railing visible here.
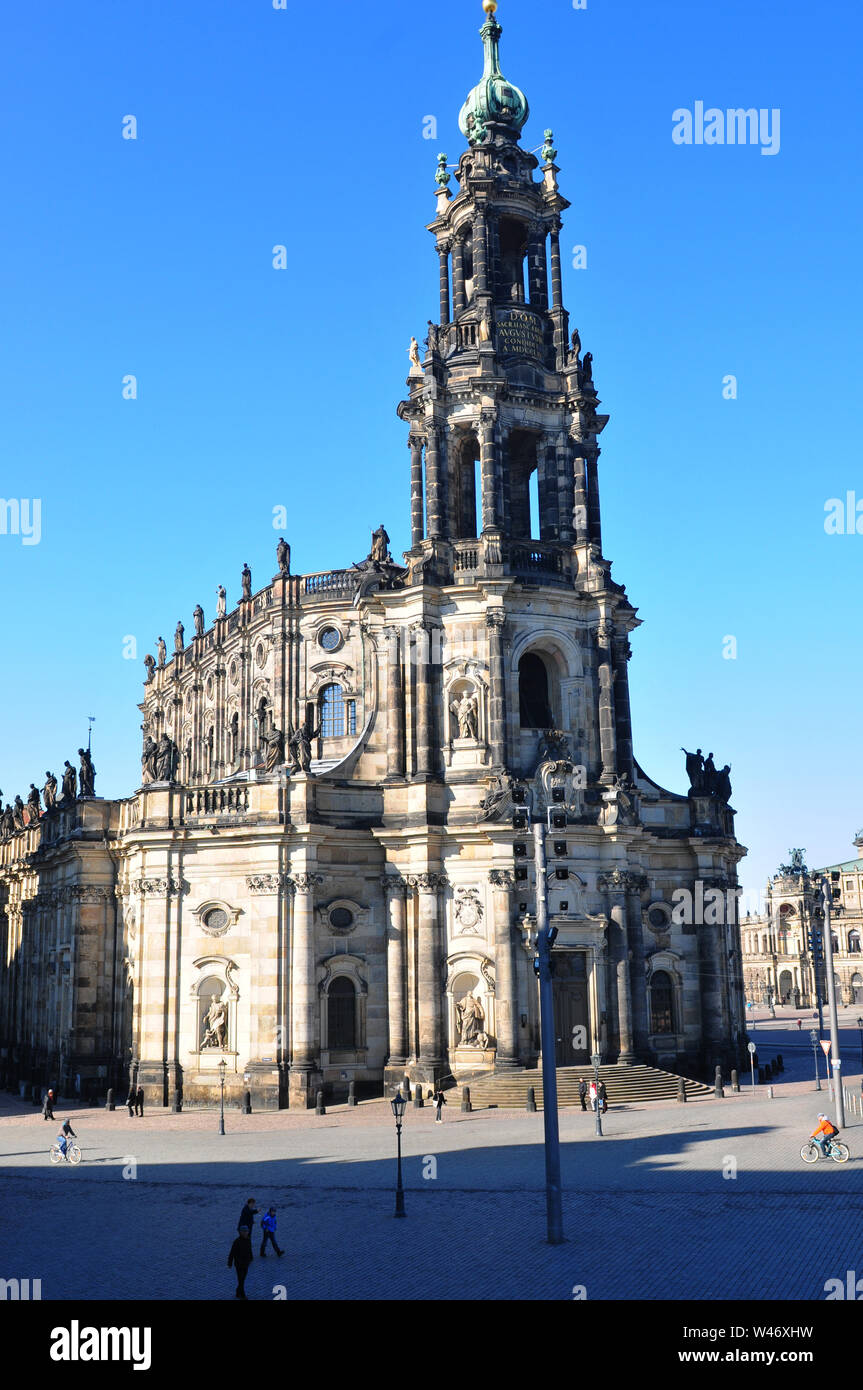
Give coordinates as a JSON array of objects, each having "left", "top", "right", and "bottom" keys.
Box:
[
  {"left": 303, "top": 570, "right": 357, "bottom": 601},
  {"left": 184, "top": 785, "right": 250, "bottom": 819}
]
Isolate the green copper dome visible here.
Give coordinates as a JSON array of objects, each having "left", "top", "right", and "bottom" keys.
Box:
[{"left": 458, "top": 4, "right": 529, "bottom": 147}]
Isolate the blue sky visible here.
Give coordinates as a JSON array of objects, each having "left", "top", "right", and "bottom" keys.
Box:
[{"left": 1, "top": 0, "right": 860, "bottom": 903}]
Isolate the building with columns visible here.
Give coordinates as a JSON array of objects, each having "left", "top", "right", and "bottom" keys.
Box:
[
  {"left": 742, "top": 840, "right": 863, "bottom": 1010},
  {"left": 0, "top": 3, "right": 747, "bottom": 1109}
]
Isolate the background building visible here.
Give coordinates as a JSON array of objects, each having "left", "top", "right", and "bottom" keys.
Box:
[
  {"left": 0, "top": 3, "right": 747, "bottom": 1108},
  {"left": 742, "top": 838, "right": 863, "bottom": 1008}
]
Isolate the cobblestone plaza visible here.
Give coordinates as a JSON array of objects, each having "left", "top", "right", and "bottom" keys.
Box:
[{"left": 3, "top": 1010, "right": 862, "bottom": 1302}]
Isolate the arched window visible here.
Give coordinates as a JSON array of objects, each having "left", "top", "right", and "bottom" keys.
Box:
[
  {"left": 650, "top": 971, "right": 675, "bottom": 1034},
  {"left": 328, "top": 977, "right": 356, "bottom": 1049},
  {"left": 848, "top": 931, "right": 861, "bottom": 955},
  {"left": 519, "top": 653, "right": 553, "bottom": 728},
  {"left": 320, "top": 683, "right": 356, "bottom": 739}
]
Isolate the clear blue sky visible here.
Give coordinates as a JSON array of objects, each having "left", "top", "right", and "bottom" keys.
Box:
[{"left": 1, "top": 0, "right": 860, "bottom": 905}]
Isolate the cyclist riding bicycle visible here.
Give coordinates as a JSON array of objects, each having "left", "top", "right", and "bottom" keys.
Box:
[
  {"left": 56, "top": 1118, "right": 77, "bottom": 1159},
  {"left": 811, "top": 1113, "right": 839, "bottom": 1155}
]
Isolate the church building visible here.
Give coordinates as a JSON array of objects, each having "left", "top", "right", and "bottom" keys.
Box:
[{"left": 0, "top": 2, "right": 747, "bottom": 1109}]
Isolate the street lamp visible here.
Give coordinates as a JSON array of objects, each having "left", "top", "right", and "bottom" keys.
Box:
[
  {"left": 857, "top": 1017, "right": 863, "bottom": 1068},
  {"left": 391, "top": 1090, "right": 407, "bottom": 1218},
  {"left": 591, "top": 1051, "right": 603, "bottom": 1137},
  {"left": 809, "top": 1029, "right": 821, "bottom": 1092},
  {"left": 218, "top": 1058, "right": 227, "bottom": 1135}
]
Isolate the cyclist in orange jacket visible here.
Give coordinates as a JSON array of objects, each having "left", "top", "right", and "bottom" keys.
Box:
[{"left": 811, "top": 1113, "right": 839, "bottom": 1155}]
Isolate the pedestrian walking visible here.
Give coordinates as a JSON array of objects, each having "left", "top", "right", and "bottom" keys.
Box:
[
  {"left": 598, "top": 1080, "right": 608, "bottom": 1114},
  {"left": 134, "top": 1086, "right": 144, "bottom": 1117},
  {"left": 797, "top": 1019, "right": 802, "bottom": 1031},
  {"left": 259, "top": 1207, "right": 283, "bottom": 1258},
  {"left": 589, "top": 1080, "right": 598, "bottom": 1111},
  {"left": 238, "top": 1197, "right": 258, "bottom": 1236},
  {"left": 227, "top": 1226, "right": 253, "bottom": 1299},
  {"left": 42, "top": 1088, "right": 55, "bottom": 1121},
  {"left": 578, "top": 1079, "right": 587, "bottom": 1112},
  {"left": 433, "top": 1088, "right": 447, "bottom": 1123},
  {"left": 127, "top": 1092, "right": 135, "bottom": 1117}
]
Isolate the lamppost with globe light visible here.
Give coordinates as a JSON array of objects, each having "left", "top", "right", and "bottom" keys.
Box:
[
  {"left": 857, "top": 1017, "right": 863, "bottom": 1068},
  {"left": 592, "top": 1052, "right": 603, "bottom": 1137},
  {"left": 218, "top": 1058, "right": 226, "bottom": 1135},
  {"left": 391, "top": 1090, "right": 407, "bottom": 1217}
]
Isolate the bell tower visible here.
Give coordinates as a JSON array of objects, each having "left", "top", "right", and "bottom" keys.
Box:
[{"left": 399, "top": 0, "right": 608, "bottom": 576}]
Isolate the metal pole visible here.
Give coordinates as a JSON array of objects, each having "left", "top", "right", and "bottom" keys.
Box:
[
  {"left": 810, "top": 1031, "right": 821, "bottom": 1092},
  {"left": 593, "top": 1055, "right": 603, "bottom": 1137},
  {"left": 395, "top": 1119, "right": 405, "bottom": 1217},
  {"left": 533, "top": 820, "right": 564, "bottom": 1245},
  {"left": 219, "top": 1072, "right": 225, "bottom": 1135},
  {"left": 820, "top": 878, "right": 845, "bottom": 1127}
]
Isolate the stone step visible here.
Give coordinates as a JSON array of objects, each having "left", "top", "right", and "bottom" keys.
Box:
[{"left": 459, "top": 1064, "right": 713, "bottom": 1108}]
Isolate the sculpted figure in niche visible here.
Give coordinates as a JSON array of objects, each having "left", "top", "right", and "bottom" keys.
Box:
[
  {"left": 43, "top": 771, "right": 58, "bottom": 811},
  {"left": 288, "top": 718, "right": 320, "bottom": 774},
  {"left": 451, "top": 689, "right": 479, "bottom": 740},
  {"left": 141, "top": 736, "right": 157, "bottom": 785},
  {"left": 456, "top": 992, "right": 485, "bottom": 1046},
  {"left": 155, "top": 733, "right": 178, "bottom": 783},
  {"left": 201, "top": 995, "right": 228, "bottom": 1050}
]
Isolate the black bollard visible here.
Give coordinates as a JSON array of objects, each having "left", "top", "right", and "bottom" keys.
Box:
[
  {"left": 777, "top": 1052, "right": 784, "bottom": 1072},
  {"left": 461, "top": 1086, "right": 472, "bottom": 1113},
  {"left": 413, "top": 1084, "right": 423, "bottom": 1109},
  {"left": 714, "top": 1065, "right": 724, "bottom": 1099},
  {"left": 677, "top": 1077, "right": 687, "bottom": 1103},
  {"left": 758, "top": 1066, "right": 765, "bottom": 1084},
  {"left": 348, "top": 1081, "right": 357, "bottom": 1107},
  {"left": 107, "top": 1088, "right": 115, "bottom": 1112},
  {"left": 315, "top": 1090, "right": 326, "bottom": 1115},
  {"left": 731, "top": 1069, "right": 739, "bottom": 1093},
  {"left": 764, "top": 1063, "right": 772, "bottom": 1082},
  {"left": 242, "top": 1089, "right": 252, "bottom": 1115},
  {"left": 526, "top": 1086, "right": 537, "bottom": 1112}
]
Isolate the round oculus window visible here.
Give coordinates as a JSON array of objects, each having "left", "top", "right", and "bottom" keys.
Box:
[
  {"left": 202, "top": 908, "right": 230, "bottom": 936},
  {"left": 648, "top": 906, "right": 668, "bottom": 929},
  {"left": 329, "top": 907, "right": 354, "bottom": 932},
  {"left": 319, "top": 627, "right": 341, "bottom": 652}
]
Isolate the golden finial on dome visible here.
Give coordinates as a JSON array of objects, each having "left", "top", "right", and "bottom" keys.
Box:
[{"left": 482, "top": 1, "right": 498, "bottom": 14}]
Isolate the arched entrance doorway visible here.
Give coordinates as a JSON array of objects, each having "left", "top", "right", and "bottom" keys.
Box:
[
  {"left": 778, "top": 969, "right": 794, "bottom": 1004},
  {"left": 552, "top": 952, "right": 589, "bottom": 1065},
  {"left": 851, "top": 972, "right": 863, "bottom": 1006}
]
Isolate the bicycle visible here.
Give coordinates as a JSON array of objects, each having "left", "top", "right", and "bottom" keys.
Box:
[
  {"left": 800, "top": 1137, "right": 849, "bottom": 1164},
  {"left": 49, "top": 1141, "right": 82, "bottom": 1165}
]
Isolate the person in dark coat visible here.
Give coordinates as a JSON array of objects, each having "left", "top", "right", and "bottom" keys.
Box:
[
  {"left": 578, "top": 1079, "right": 587, "bottom": 1112},
  {"left": 598, "top": 1080, "right": 608, "bottom": 1114},
  {"left": 227, "top": 1226, "right": 253, "bottom": 1299},
  {"left": 432, "top": 1088, "right": 447, "bottom": 1123},
  {"left": 238, "top": 1198, "right": 258, "bottom": 1235},
  {"left": 42, "top": 1089, "right": 55, "bottom": 1121},
  {"left": 127, "top": 1092, "right": 136, "bottom": 1117},
  {"left": 135, "top": 1086, "right": 144, "bottom": 1117}
]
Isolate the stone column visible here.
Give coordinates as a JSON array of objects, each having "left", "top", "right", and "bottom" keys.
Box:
[
  {"left": 438, "top": 241, "right": 450, "bottom": 326},
  {"left": 410, "top": 873, "right": 446, "bottom": 1079},
  {"left": 409, "top": 436, "right": 425, "bottom": 547},
  {"left": 589, "top": 942, "right": 609, "bottom": 1061},
  {"left": 612, "top": 634, "right": 635, "bottom": 784},
  {"left": 602, "top": 879, "right": 635, "bottom": 1064},
  {"left": 384, "top": 627, "right": 405, "bottom": 780},
  {"left": 528, "top": 222, "right": 548, "bottom": 308},
  {"left": 538, "top": 441, "right": 558, "bottom": 540},
  {"left": 425, "top": 425, "right": 444, "bottom": 540},
  {"left": 486, "top": 611, "right": 507, "bottom": 771},
  {"left": 596, "top": 619, "right": 618, "bottom": 784},
  {"left": 479, "top": 410, "right": 499, "bottom": 533},
  {"left": 382, "top": 876, "right": 407, "bottom": 1077},
  {"left": 625, "top": 877, "right": 649, "bottom": 1054},
  {"left": 572, "top": 451, "right": 589, "bottom": 542},
  {"left": 288, "top": 872, "right": 322, "bottom": 1107},
  {"left": 549, "top": 223, "right": 563, "bottom": 308},
  {"left": 586, "top": 450, "right": 602, "bottom": 549},
  {"left": 412, "top": 622, "right": 435, "bottom": 779},
  {"left": 452, "top": 235, "right": 466, "bottom": 316},
  {"left": 472, "top": 209, "right": 488, "bottom": 294},
  {"left": 555, "top": 434, "right": 574, "bottom": 543},
  {"left": 489, "top": 870, "right": 519, "bottom": 1067}
]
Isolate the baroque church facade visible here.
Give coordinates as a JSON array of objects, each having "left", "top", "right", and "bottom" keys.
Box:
[{"left": 0, "top": 3, "right": 747, "bottom": 1109}]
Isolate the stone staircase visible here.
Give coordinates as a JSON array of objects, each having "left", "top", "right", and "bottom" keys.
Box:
[{"left": 457, "top": 1063, "right": 713, "bottom": 1109}]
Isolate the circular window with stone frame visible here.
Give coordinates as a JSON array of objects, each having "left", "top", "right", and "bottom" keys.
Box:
[
  {"left": 206, "top": 675, "right": 214, "bottom": 700},
  {"left": 318, "top": 626, "right": 343, "bottom": 653},
  {"left": 328, "top": 905, "right": 355, "bottom": 934},
  {"left": 255, "top": 643, "right": 267, "bottom": 669},
  {"left": 229, "top": 660, "right": 239, "bottom": 685},
  {"left": 647, "top": 903, "right": 672, "bottom": 932},
  {"left": 202, "top": 907, "right": 230, "bottom": 936}
]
